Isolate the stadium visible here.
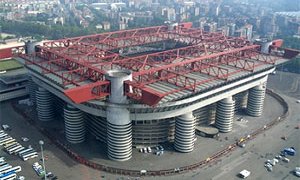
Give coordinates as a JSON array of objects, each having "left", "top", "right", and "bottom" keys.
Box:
[{"left": 15, "top": 22, "right": 299, "bottom": 162}]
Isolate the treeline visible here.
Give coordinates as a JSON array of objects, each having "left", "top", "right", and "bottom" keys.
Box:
[
  {"left": 281, "top": 37, "right": 300, "bottom": 73},
  {"left": 0, "top": 20, "right": 101, "bottom": 40}
]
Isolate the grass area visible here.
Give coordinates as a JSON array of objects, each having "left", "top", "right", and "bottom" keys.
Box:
[
  {"left": 0, "top": 33, "right": 16, "bottom": 39},
  {"left": 0, "top": 59, "right": 23, "bottom": 71}
]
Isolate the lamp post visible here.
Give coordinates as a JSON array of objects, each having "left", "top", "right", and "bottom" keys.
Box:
[{"left": 39, "top": 140, "right": 47, "bottom": 180}]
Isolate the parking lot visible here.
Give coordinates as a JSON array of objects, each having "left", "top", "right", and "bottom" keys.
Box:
[{"left": 0, "top": 100, "right": 102, "bottom": 180}]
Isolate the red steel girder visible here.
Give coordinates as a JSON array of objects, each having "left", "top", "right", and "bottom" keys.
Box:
[
  {"left": 22, "top": 51, "right": 111, "bottom": 102},
  {"left": 132, "top": 45, "right": 260, "bottom": 77},
  {"left": 108, "top": 44, "right": 209, "bottom": 71},
  {"left": 87, "top": 36, "right": 244, "bottom": 70},
  {"left": 42, "top": 25, "right": 246, "bottom": 60},
  {"left": 91, "top": 41, "right": 232, "bottom": 72},
  {"left": 24, "top": 42, "right": 261, "bottom": 106},
  {"left": 98, "top": 45, "right": 258, "bottom": 106},
  {"left": 239, "top": 48, "right": 280, "bottom": 64},
  {"left": 157, "top": 29, "right": 250, "bottom": 47},
  {"left": 223, "top": 54, "right": 256, "bottom": 71},
  {"left": 91, "top": 33, "right": 168, "bottom": 51},
  {"left": 72, "top": 44, "right": 206, "bottom": 69},
  {"left": 64, "top": 81, "right": 110, "bottom": 104},
  {"left": 20, "top": 22, "right": 300, "bottom": 107},
  {"left": 26, "top": 47, "right": 108, "bottom": 91},
  {"left": 270, "top": 46, "right": 300, "bottom": 59},
  {"left": 20, "top": 53, "right": 81, "bottom": 86},
  {"left": 37, "top": 46, "right": 106, "bottom": 78},
  {"left": 43, "top": 25, "right": 170, "bottom": 50},
  {"left": 124, "top": 45, "right": 260, "bottom": 106},
  {"left": 124, "top": 83, "right": 165, "bottom": 106}
]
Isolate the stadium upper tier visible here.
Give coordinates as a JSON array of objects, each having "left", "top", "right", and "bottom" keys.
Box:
[{"left": 17, "top": 23, "right": 299, "bottom": 107}]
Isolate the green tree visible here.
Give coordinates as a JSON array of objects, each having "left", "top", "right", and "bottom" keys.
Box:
[
  {"left": 281, "top": 37, "right": 300, "bottom": 73},
  {"left": 0, "top": 20, "right": 98, "bottom": 40}
]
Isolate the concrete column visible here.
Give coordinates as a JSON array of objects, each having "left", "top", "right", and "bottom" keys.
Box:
[
  {"left": 105, "top": 70, "right": 132, "bottom": 161},
  {"left": 54, "top": 96, "right": 65, "bottom": 118},
  {"left": 234, "top": 91, "right": 248, "bottom": 111},
  {"left": 207, "top": 103, "right": 217, "bottom": 125},
  {"left": 27, "top": 76, "right": 38, "bottom": 105},
  {"left": 64, "top": 105, "right": 85, "bottom": 144},
  {"left": 36, "top": 87, "right": 54, "bottom": 121},
  {"left": 247, "top": 84, "right": 266, "bottom": 117},
  {"left": 25, "top": 40, "right": 42, "bottom": 54},
  {"left": 174, "top": 112, "right": 195, "bottom": 153},
  {"left": 215, "top": 96, "right": 235, "bottom": 133}
]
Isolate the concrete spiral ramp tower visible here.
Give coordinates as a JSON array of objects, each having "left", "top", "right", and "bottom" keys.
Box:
[
  {"left": 105, "top": 70, "right": 132, "bottom": 161},
  {"left": 64, "top": 105, "right": 85, "bottom": 144},
  {"left": 247, "top": 84, "right": 266, "bottom": 117},
  {"left": 36, "top": 87, "right": 54, "bottom": 121},
  {"left": 174, "top": 112, "right": 195, "bottom": 153},
  {"left": 215, "top": 96, "right": 235, "bottom": 133},
  {"left": 107, "top": 121, "right": 132, "bottom": 161}
]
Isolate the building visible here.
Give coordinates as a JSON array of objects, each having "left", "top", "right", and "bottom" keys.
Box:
[
  {"left": 162, "top": 7, "right": 176, "bottom": 21},
  {"left": 102, "top": 21, "right": 111, "bottom": 31},
  {"left": 203, "top": 22, "right": 217, "bottom": 32},
  {"left": 16, "top": 23, "right": 299, "bottom": 162},
  {"left": 228, "top": 23, "right": 236, "bottom": 37},
  {"left": 235, "top": 24, "right": 253, "bottom": 41},
  {"left": 244, "top": 24, "right": 253, "bottom": 41},
  {"left": 220, "top": 26, "right": 230, "bottom": 36}
]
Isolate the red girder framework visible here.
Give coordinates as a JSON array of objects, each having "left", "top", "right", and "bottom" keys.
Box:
[{"left": 16, "top": 23, "right": 300, "bottom": 106}]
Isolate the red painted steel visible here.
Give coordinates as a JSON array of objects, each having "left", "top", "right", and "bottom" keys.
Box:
[
  {"left": 0, "top": 48, "right": 12, "bottom": 59},
  {"left": 0, "top": 46, "right": 25, "bottom": 59},
  {"left": 272, "top": 39, "right": 283, "bottom": 47},
  {"left": 17, "top": 24, "right": 299, "bottom": 106},
  {"left": 64, "top": 81, "right": 110, "bottom": 103}
]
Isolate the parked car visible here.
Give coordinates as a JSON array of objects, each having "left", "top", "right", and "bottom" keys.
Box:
[
  {"left": 275, "top": 155, "right": 282, "bottom": 160},
  {"left": 158, "top": 145, "right": 164, "bottom": 151},
  {"left": 282, "top": 157, "right": 290, "bottom": 163},
  {"left": 238, "top": 169, "right": 251, "bottom": 178},
  {"left": 32, "top": 162, "right": 45, "bottom": 177},
  {"left": 283, "top": 147, "right": 296, "bottom": 156},
  {"left": 264, "top": 163, "right": 273, "bottom": 172}
]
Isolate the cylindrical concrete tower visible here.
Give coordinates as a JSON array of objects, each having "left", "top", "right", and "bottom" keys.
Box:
[
  {"left": 174, "top": 112, "right": 195, "bottom": 153},
  {"left": 105, "top": 69, "right": 132, "bottom": 161},
  {"left": 247, "top": 84, "right": 266, "bottom": 117},
  {"left": 36, "top": 87, "right": 54, "bottom": 121},
  {"left": 27, "top": 77, "right": 38, "bottom": 105},
  {"left": 64, "top": 105, "right": 85, "bottom": 144},
  {"left": 25, "top": 40, "right": 43, "bottom": 54},
  {"left": 215, "top": 96, "right": 235, "bottom": 133}
]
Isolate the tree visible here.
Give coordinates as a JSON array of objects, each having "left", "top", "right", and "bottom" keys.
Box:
[
  {"left": 281, "top": 36, "right": 300, "bottom": 73},
  {"left": 0, "top": 20, "right": 98, "bottom": 40}
]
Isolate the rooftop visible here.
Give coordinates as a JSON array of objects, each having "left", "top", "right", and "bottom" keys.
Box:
[{"left": 18, "top": 23, "right": 299, "bottom": 106}]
